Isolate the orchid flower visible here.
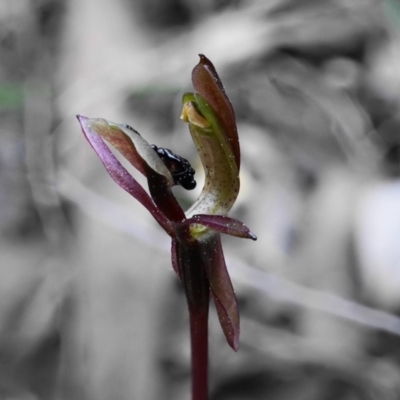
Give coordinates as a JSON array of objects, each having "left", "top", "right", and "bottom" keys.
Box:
[{"left": 77, "top": 55, "right": 256, "bottom": 400}]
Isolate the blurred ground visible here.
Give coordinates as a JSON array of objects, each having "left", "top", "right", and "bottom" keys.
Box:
[{"left": 2, "top": 0, "right": 400, "bottom": 399}]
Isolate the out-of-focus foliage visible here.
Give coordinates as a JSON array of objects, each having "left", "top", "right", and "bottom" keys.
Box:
[{"left": 2, "top": 0, "right": 400, "bottom": 399}]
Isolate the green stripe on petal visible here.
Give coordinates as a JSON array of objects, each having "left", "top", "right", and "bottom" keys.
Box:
[{"left": 181, "top": 94, "right": 240, "bottom": 220}]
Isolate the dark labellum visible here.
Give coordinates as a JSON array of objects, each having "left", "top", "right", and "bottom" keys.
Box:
[
  {"left": 151, "top": 144, "right": 196, "bottom": 190},
  {"left": 123, "top": 124, "right": 140, "bottom": 134}
]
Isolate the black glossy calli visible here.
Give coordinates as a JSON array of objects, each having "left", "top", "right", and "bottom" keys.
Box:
[{"left": 151, "top": 144, "right": 196, "bottom": 190}]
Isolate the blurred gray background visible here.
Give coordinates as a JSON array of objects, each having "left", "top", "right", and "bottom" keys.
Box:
[{"left": 2, "top": 0, "right": 400, "bottom": 399}]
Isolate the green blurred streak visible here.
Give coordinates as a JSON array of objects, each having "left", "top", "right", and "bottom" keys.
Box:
[
  {"left": 0, "top": 83, "right": 24, "bottom": 111},
  {"left": 384, "top": 0, "right": 400, "bottom": 28}
]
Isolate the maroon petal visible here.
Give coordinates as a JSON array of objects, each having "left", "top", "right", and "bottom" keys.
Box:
[
  {"left": 146, "top": 167, "right": 186, "bottom": 222},
  {"left": 202, "top": 235, "right": 240, "bottom": 351},
  {"left": 185, "top": 214, "right": 257, "bottom": 240},
  {"left": 192, "top": 54, "right": 240, "bottom": 170},
  {"left": 88, "top": 117, "right": 174, "bottom": 185},
  {"left": 77, "top": 115, "right": 174, "bottom": 236},
  {"left": 170, "top": 238, "right": 181, "bottom": 278}
]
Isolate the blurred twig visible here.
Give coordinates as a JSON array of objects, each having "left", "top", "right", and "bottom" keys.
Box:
[{"left": 19, "top": 1, "right": 72, "bottom": 252}]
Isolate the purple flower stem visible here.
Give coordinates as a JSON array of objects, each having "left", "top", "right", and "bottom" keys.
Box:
[
  {"left": 177, "top": 236, "right": 210, "bottom": 400},
  {"left": 189, "top": 303, "right": 209, "bottom": 400}
]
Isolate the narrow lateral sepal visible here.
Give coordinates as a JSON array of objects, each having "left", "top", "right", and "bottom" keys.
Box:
[{"left": 201, "top": 235, "right": 240, "bottom": 351}]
